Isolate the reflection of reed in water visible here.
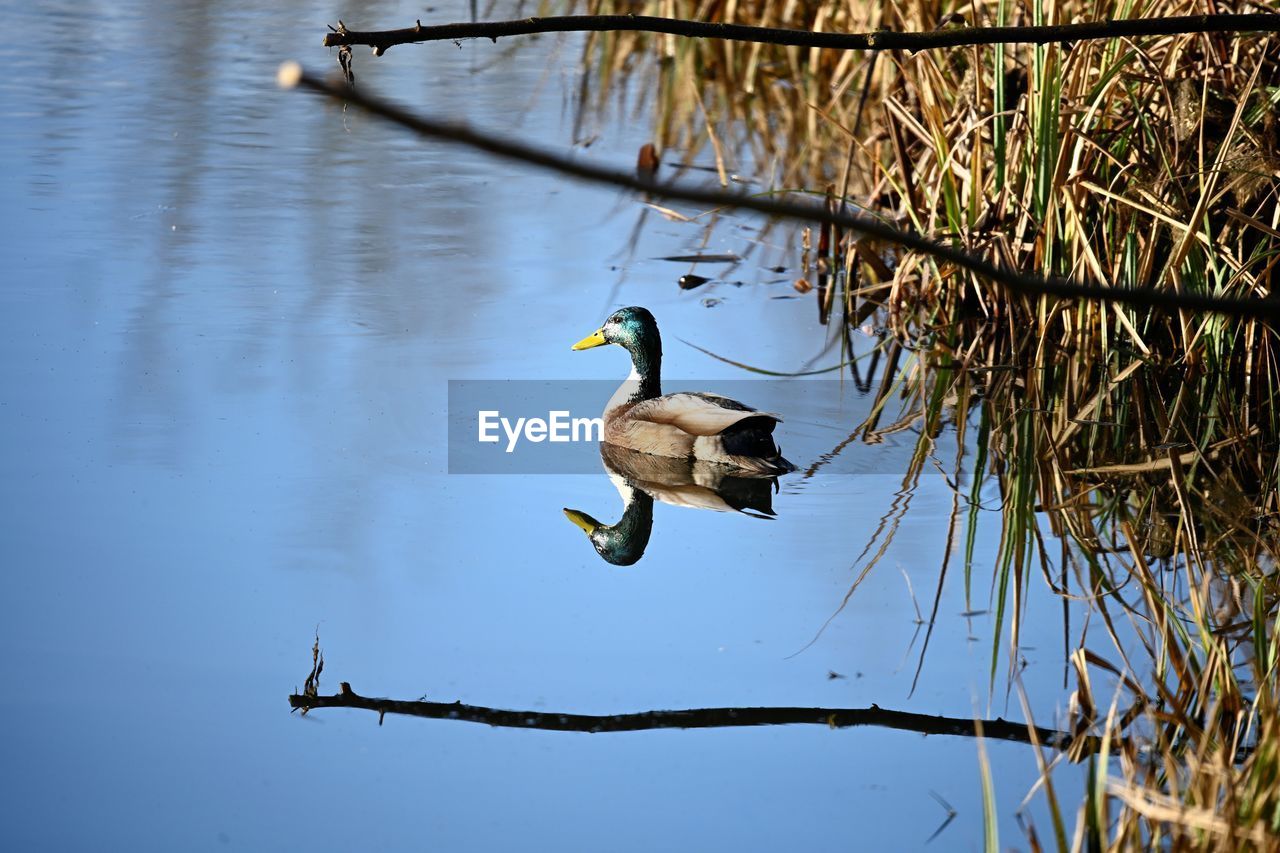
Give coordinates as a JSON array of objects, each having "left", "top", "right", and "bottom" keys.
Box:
[
  {"left": 563, "top": 443, "right": 779, "bottom": 566},
  {"left": 857, "top": 340, "right": 1280, "bottom": 844}
]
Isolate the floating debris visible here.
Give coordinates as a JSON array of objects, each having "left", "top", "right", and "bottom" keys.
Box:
[
  {"left": 636, "top": 142, "right": 660, "bottom": 180},
  {"left": 644, "top": 202, "right": 693, "bottom": 222},
  {"left": 657, "top": 253, "right": 741, "bottom": 263},
  {"left": 679, "top": 274, "right": 710, "bottom": 290}
]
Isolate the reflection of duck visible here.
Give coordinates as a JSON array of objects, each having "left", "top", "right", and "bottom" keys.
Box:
[
  {"left": 571, "top": 306, "right": 795, "bottom": 474},
  {"left": 564, "top": 443, "right": 779, "bottom": 566}
]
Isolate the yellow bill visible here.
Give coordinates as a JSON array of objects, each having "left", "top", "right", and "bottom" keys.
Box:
[
  {"left": 571, "top": 329, "right": 607, "bottom": 351},
  {"left": 563, "top": 508, "right": 600, "bottom": 534}
]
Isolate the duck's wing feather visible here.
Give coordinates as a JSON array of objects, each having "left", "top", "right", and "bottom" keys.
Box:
[{"left": 628, "top": 392, "right": 783, "bottom": 436}]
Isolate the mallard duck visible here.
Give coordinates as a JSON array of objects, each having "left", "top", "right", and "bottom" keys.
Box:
[
  {"left": 571, "top": 306, "right": 795, "bottom": 474},
  {"left": 564, "top": 443, "right": 778, "bottom": 566}
]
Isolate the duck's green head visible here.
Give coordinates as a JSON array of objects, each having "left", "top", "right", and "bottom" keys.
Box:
[
  {"left": 571, "top": 306, "right": 661, "bottom": 358},
  {"left": 563, "top": 502, "right": 653, "bottom": 566}
]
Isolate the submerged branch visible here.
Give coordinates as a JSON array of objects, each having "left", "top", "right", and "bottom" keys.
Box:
[
  {"left": 321, "top": 13, "right": 1280, "bottom": 54},
  {"left": 290, "top": 683, "right": 1098, "bottom": 753},
  {"left": 276, "top": 63, "right": 1280, "bottom": 324}
]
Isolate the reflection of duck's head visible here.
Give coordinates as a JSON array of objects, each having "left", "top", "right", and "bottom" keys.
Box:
[
  {"left": 564, "top": 444, "right": 782, "bottom": 566},
  {"left": 562, "top": 492, "right": 654, "bottom": 566}
]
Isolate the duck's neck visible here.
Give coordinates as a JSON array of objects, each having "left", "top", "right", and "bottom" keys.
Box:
[
  {"left": 595, "top": 474, "right": 655, "bottom": 565},
  {"left": 607, "top": 339, "right": 662, "bottom": 411}
]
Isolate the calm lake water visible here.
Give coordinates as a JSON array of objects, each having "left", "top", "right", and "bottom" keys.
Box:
[{"left": 2, "top": 2, "right": 1107, "bottom": 849}]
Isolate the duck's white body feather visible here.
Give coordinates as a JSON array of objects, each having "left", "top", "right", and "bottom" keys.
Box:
[{"left": 603, "top": 388, "right": 788, "bottom": 473}]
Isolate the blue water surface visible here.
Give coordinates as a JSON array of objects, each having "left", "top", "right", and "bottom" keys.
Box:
[{"left": 0, "top": 2, "right": 1102, "bottom": 850}]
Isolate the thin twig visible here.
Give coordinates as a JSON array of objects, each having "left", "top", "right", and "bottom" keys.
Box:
[
  {"left": 275, "top": 63, "right": 1280, "bottom": 324},
  {"left": 321, "top": 13, "right": 1280, "bottom": 55}
]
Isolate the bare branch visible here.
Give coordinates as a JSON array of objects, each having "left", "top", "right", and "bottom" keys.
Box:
[
  {"left": 290, "top": 684, "right": 1099, "bottom": 753},
  {"left": 275, "top": 63, "right": 1280, "bottom": 324},
  {"left": 321, "top": 13, "right": 1280, "bottom": 54}
]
